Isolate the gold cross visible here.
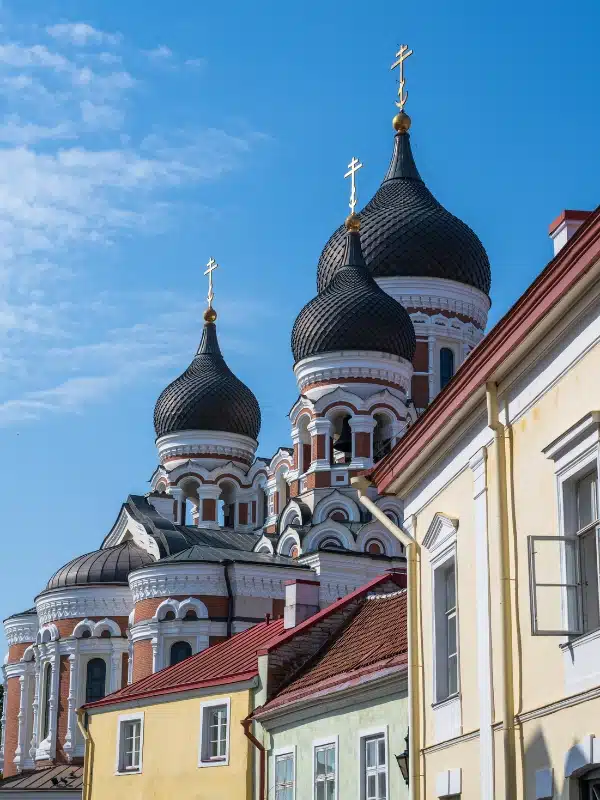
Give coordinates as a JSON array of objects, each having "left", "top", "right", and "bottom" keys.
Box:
[
  {"left": 204, "top": 257, "right": 219, "bottom": 307},
  {"left": 344, "top": 156, "right": 363, "bottom": 215},
  {"left": 391, "top": 44, "right": 413, "bottom": 111}
]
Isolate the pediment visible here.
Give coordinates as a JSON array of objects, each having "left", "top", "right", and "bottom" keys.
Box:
[{"left": 422, "top": 513, "right": 459, "bottom": 554}]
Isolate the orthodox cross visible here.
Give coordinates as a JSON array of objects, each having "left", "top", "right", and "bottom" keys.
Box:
[
  {"left": 204, "top": 257, "right": 219, "bottom": 307},
  {"left": 344, "top": 156, "right": 363, "bottom": 215},
  {"left": 391, "top": 44, "right": 413, "bottom": 111}
]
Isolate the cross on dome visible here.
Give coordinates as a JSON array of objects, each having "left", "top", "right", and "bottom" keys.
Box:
[
  {"left": 344, "top": 156, "right": 363, "bottom": 216},
  {"left": 391, "top": 43, "right": 413, "bottom": 111},
  {"left": 204, "top": 257, "right": 219, "bottom": 308}
]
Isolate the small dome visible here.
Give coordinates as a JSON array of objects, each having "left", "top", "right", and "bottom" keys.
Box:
[
  {"left": 154, "top": 318, "right": 261, "bottom": 441},
  {"left": 292, "top": 223, "right": 416, "bottom": 364},
  {"left": 45, "top": 541, "right": 154, "bottom": 591},
  {"left": 317, "top": 130, "right": 491, "bottom": 295}
]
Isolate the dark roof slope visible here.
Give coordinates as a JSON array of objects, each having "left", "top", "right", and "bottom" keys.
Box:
[
  {"left": 317, "top": 129, "right": 491, "bottom": 295},
  {"left": 0, "top": 765, "right": 82, "bottom": 791},
  {"left": 158, "top": 544, "right": 309, "bottom": 569},
  {"left": 154, "top": 318, "right": 261, "bottom": 440},
  {"left": 44, "top": 541, "right": 154, "bottom": 592}
]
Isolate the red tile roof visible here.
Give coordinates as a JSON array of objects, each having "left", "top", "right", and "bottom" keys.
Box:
[
  {"left": 257, "top": 589, "right": 407, "bottom": 715},
  {"left": 84, "top": 618, "right": 285, "bottom": 709}
]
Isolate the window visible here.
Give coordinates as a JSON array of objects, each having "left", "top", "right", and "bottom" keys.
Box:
[
  {"left": 581, "top": 770, "right": 600, "bottom": 799},
  {"left": 314, "top": 742, "right": 336, "bottom": 800},
  {"left": 275, "top": 751, "right": 295, "bottom": 800},
  {"left": 529, "top": 466, "right": 600, "bottom": 636},
  {"left": 163, "top": 609, "right": 176, "bottom": 621},
  {"left": 85, "top": 658, "right": 106, "bottom": 704},
  {"left": 183, "top": 609, "right": 198, "bottom": 621},
  {"left": 366, "top": 539, "right": 385, "bottom": 555},
  {"left": 199, "top": 699, "right": 230, "bottom": 767},
  {"left": 434, "top": 559, "right": 458, "bottom": 701},
  {"left": 363, "top": 734, "right": 387, "bottom": 800},
  {"left": 116, "top": 714, "right": 143, "bottom": 774},
  {"left": 440, "top": 348, "right": 455, "bottom": 390},
  {"left": 170, "top": 641, "right": 192, "bottom": 666},
  {"left": 319, "top": 538, "right": 343, "bottom": 551},
  {"left": 41, "top": 662, "right": 52, "bottom": 741}
]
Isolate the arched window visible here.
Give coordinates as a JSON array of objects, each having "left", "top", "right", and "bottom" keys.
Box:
[
  {"left": 290, "top": 545, "right": 299, "bottom": 559},
  {"left": 85, "top": 658, "right": 107, "bottom": 704},
  {"left": 366, "top": 539, "right": 385, "bottom": 555},
  {"left": 100, "top": 630, "right": 111, "bottom": 639},
  {"left": 80, "top": 629, "right": 91, "bottom": 639},
  {"left": 162, "top": 609, "right": 176, "bottom": 621},
  {"left": 328, "top": 509, "right": 348, "bottom": 522},
  {"left": 440, "top": 348, "right": 455, "bottom": 390},
  {"left": 41, "top": 663, "right": 53, "bottom": 741},
  {"left": 319, "top": 537, "right": 343, "bottom": 550},
  {"left": 170, "top": 641, "right": 192, "bottom": 666},
  {"left": 183, "top": 609, "right": 198, "bottom": 621}
]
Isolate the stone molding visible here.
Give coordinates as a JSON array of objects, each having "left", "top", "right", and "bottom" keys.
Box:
[
  {"left": 156, "top": 430, "right": 257, "bottom": 467},
  {"left": 129, "top": 566, "right": 228, "bottom": 603},
  {"left": 294, "top": 350, "right": 413, "bottom": 396},
  {"left": 35, "top": 587, "right": 132, "bottom": 626},
  {"left": 4, "top": 616, "right": 38, "bottom": 647}
]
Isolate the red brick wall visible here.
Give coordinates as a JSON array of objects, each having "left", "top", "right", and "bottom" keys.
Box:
[
  {"left": 355, "top": 432, "right": 371, "bottom": 458},
  {"left": 413, "top": 339, "right": 429, "bottom": 372},
  {"left": 293, "top": 443, "right": 299, "bottom": 470},
  {"left": 52, "top": 616, "right": 128, "bottom": 638},
  {"left": 208, "top": 636, "right": 228, "bottom": 647},
  {"left": 411, "top": 374, "right": 429, "bottom": 408},
  {"left": 302, "top": 443, "right": 312, "bottom": 471},
  {"left": 134, "top": 595, "right": 229, "bottom": 624},
  {"left": 251, "top": 501, "right": 257, "bottom": 524},
  {"left": 2, "top": 676, "right": 21, "bottom": 777},
  {"left": 306, "top": 471, "right": 331, "bottom": 489},
  {"left": 132, "top": 640, "right": 153, "bottom": 682},
  {"left": 55, "top": 655, "right": 70, "bottom": 763},
  {"left": 238, "top": 503, "right": 248, "bottom": 525},
  {"left": 273, "top": 491, "right": 279, "bottom": 515},
  {"left": 272, "top": 598, "right": 285, "bottom": 619},
  {"left": 7, "top": 643, "right": 30, "bottom": 664},
  {"left": 312, "top": 434, "right": 326, "bottom": 461},
  {"left": 121, "top": 653, "right": 129, "bottom": 688},
  {"left": 202, "top": 498, "right": 216, "bottom": 521}
]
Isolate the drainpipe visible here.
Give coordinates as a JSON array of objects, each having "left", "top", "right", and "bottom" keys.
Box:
[
  {"left": 352, "top": 476, "right": 421, "bottom": 800},
  {"left": 486, "top": 381, "right": 517, "bottom": 798},
  {"left": 76, "top": 709, "right": 92, "bottom": 800},
  {"left": 242, "top": 715, "right": 266, "bottom": 800},
  {"left": 223, "top": 561, "right": 234, "bottom": 638}
]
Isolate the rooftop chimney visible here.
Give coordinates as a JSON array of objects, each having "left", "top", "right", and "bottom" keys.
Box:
[
  {"left": 283, "top": 578, "right": 320, "bottom": 629},
  {"left": 549, "top": 210, "right": 592, "bottom": 255}
]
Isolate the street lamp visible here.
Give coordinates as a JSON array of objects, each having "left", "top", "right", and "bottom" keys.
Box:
[{"left": 395, "top": 731, "right": 409, "bottom": 786}]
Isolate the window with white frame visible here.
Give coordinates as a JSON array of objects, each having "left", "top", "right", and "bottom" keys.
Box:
[
  {"left": 434, "top": 558, "right": 459, "bottom": 701},
  {"left": 275, "top": 751, "right": 295, "bottom": 800},
  {"left": 116, "top": 714, "right": 143, "bottom": 774},
  {"left": 314, "top": 741, "right": 336, "bottom": 800},
  {"left": 199, "top": 699, "right": 230, "bottom": 767},
  {"left": 362, "top": 734, "right": 387, "bottom": 800},
  {"left": 529, "top": 461, "right": 600, "bottom": 636}
]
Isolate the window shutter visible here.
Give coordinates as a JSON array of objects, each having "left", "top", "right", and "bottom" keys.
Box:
[{"left": 528, "top": 535, "right": 583, "bottom": 635}]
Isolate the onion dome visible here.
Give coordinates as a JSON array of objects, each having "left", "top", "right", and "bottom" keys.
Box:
[
  {"left": 291, "top": 215, "right": 416, "bottom": 364},
  {"left": 316, "top": 112, "right": 491, "bottom": 295},
  {"left": 153, "top": 308, "right": 261, "bottom": 441},
  {"left": 45, "top": 541, "right": 154, "bottom": 591}
]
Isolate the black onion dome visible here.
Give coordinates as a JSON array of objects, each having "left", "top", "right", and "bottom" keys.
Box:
[
  {"left": 153, "top": 318, "right": 261, "bottom": 441},
  {"left": 292, "top": 222, "right": 416, "bottom": 364},
  {"left": 317, "top": 130, "right": 491, "bottom": 295},
  {"left": 45, "top": 541, "right": 154, "bottom": 591}
]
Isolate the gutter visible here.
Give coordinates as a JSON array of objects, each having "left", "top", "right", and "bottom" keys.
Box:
[
  {"left": 223, "top": 560, "right": 234, "bottom": 638},
  {"left": 486, "top": 382, "right": 517, "bottom": 798},
  {"left": 351, "top": 476, "right": 421, "bottom": 800},
  {"left": 242, "top": 715, "right": 266, "bottom": 800},
  {"left": 76, "top": 709, "right": 92, "bottom": 800}
]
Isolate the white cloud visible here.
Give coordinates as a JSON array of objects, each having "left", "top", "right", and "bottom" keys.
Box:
[
  {"left": 46, "top": 23, "right": 121, "bottom": 47},
  {"left": 0, "top": 43, "right": 70, "bottom": 70},
  {"left": 145, "top": 45, "right": 172, "bottom": 60},
  {"left": 185, "top": 58, "right": 206, "bottom": 69}
]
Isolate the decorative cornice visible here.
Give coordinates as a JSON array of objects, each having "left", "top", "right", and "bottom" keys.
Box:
[
  {"left": 295, "top": 351, "right": 412, "bottom": 395},
  {"left": 161, "top": 444, "right": 252, "bottom": 465},
  {"left": 4, "top": 617, "right": 37, "bottom": 646},
  {"left": 129, "top": 567, "right": 228, "bottom": 603},
  {"left": 35, "top": 586, "right": 132, "bottom": 625}
]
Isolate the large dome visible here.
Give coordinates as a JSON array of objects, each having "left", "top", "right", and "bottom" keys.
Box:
[
  {"left": 317, "top": 125, "right": 491, "bottom": 295},
  {"left": 292, "top": 220, "right": 416, "bottom": 364},
  {"left": 154, "top": 316, "right": 261, "bottom": 441},
  {"left": 45, "top": 541, "right": 154, "bottom": 592}
]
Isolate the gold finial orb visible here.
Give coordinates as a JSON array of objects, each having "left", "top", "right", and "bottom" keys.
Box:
[
  {"left": 345, "top": 213, "right": 361, "bottom": 232},
  {"left": 393, "top": 110, "right": 411, "bottom": 133},
  {"left": 204, "top": 306, "right": 217, "bottom": 323}
]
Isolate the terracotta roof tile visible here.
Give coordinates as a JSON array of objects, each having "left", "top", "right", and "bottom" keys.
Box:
[{"left": 259, "top": 590, "right": 407, "bottom": 713}]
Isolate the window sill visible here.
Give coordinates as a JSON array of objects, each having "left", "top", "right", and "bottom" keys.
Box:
[
  {"left": 560, "top": 626, "right": 600, "bottom": 651},
  {"left": 115, "top": 769, "right": 142, "bottom": 776},
  {"left": 431, "top": 692, "right": 460, "bottom": 710},
  {"left": 198, "top": 757, "right": 229, "bottom": 769}
]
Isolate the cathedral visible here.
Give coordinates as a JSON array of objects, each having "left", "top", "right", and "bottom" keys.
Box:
[{"left": 1, "top": 61, "right": 491, "bottom": 780}]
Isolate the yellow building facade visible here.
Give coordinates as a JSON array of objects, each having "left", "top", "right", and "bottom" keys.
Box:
[
  {"left": 85, "top": 688, "right": 253, "bottom": 800},
  {"left": 364, "top": 209, "right": 600, "bottom": 799}
]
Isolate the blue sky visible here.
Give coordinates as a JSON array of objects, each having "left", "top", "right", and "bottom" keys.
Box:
[{"left": 0, "top": 0, "right": 598, "bottom": 645}]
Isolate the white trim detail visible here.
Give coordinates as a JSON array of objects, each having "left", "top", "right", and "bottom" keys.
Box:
[
  {"left": 273, "top": 745, "right": 297, "bottom": 800},
  {"left": 198, "top": 697, "right": 231, "bottom": 768},
  {"left": 156, "top": 429, "right": 257, "bottom": 467},
  {"left": 35, "top": 586, "right": 132, "bottom": 626},
  {"left": 358, "top": 725, "right": 389, "bottom": 800},
  {"left": 311, "top": 734, "right": 339, "bottom": 800},
  {"left": 294, "top": 351, "right": 413, "bottom": 398},
  {"left": 435, "top": 767, "right": 462, "bottom": 798},
  {"left": 115, "top": 711, "right": 144, "bottom": 775}
]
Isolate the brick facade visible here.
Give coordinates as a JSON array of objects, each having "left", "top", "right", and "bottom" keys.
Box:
[
  {"left": 55, "top": 655, "right": 70, "bottom": 764},
  {"left": 202, "top": 498, "right": 216, "bottom": 521},
  {"left": 132, "top": 640, "right": 153, "bottom": 683},
  {"left": 354, "top": 431, "right": 371, "bottom": 458},
  {"left": 133, "top": 595, "right": 230, "bottom": 624},
  {"left": 7, "top": 643, "right": 30, "bottom": 664},
  {"left": 2, "top": 676, "right": 21, "bottom": 777}
]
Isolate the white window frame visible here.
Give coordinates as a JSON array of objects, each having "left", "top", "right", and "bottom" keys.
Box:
[
  {"left": 273, "top": 745, "right": 296, "bottom": 800},
  {"left": 312, "top": 735, "right": 338, "bottom": 800},
  {"left": 198, "top": 697, "right": 231, "bottom": 768},
  {"left": 535, "top": 412, "right": 600, "bottom": 636},
  {"left": 432, "top": 548, "right": 460, "bottom": 703},
  {"left": 359, "top": 726, "right": 389, "bottom": 800},
  {"left": 115, "top": 712, "right": 144, "bottom": 775}
]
